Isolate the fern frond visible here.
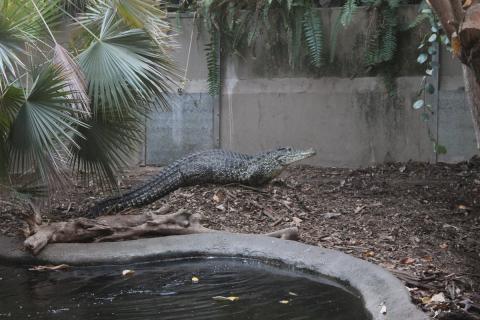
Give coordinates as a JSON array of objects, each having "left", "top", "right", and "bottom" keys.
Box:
[
  {"left": 340, "top": 0, "right": 358, "bottom": 27},
  {"left": 330, "top": 0, "right": 358, "bottom": 62},
  {"left": 303, "top": 8, "right": 324, "bottom": 68},
  {"left": 205, "top": 32, "right": 220, "bottom": 96}
]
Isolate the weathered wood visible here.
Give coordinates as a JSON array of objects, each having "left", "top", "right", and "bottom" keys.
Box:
[{"left": 23, "top": 206, "right": 299, "bottom": 255}]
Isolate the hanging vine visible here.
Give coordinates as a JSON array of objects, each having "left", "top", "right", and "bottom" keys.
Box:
[{"left": 168, "top": 0, "right": 426, "bottom": 96}]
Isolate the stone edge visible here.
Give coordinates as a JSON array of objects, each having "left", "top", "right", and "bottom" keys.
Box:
[{"left": 0, "top": 233, "right": 427, "bottom": 320}]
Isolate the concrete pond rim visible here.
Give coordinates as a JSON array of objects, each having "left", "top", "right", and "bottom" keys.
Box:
[{"left": 0, "top": 232, "right": 427, "bottom": 320}]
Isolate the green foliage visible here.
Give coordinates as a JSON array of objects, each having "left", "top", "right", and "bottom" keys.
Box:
[
  {"left": 302, "top": 8, "right": 324, "bottom": 68},
  {"left": 0, "top": 0, "right": 177, "bottom": 191},
  {"left": 198, "top": 0, "right": 327, "bottom": 94},
  {"left": 330, "top": 0, "right": 358, "bottom": 62},
  {"left": 205, "top": 33, "right": 220, "bottom": 96}
]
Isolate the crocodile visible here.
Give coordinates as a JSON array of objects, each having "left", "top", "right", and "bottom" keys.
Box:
[{"left": 87, "top": 147, "right": 316, "bottom": 216}]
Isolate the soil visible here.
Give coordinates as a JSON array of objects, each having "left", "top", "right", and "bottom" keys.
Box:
[{"left": 1, "top": 159, "right": 480, "bottom": 319}]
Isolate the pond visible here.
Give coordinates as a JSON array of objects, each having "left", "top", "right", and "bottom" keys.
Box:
[{"left": 0, "top": 258, "right": 370, "bottom": 320}]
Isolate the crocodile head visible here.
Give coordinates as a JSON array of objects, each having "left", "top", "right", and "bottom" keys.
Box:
[{"left": 246, "top": 147, "right": 316, "bottom": 185}]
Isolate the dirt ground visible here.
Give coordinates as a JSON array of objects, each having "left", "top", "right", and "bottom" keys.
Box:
[{"left": 1, "top": 158, "right": 480, "bottom": 319}]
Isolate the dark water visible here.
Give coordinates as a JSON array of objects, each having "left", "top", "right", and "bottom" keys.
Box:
[{"left": 0, "top": 258, "right": 370, "bottom": 320}]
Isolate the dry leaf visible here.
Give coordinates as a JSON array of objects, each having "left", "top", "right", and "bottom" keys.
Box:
[
  {"left": 421, "top": 296, "right": 432, "bottom": 304},
  {"left": 212, "top": 296, "right": 239, "bottom": 302},
  {"left": 380, "top": 303, "right": 387, "bottom": 315},
  {"left": 292, "top": 217, "right": 302, "bottom": 226},
  {"left": 191, "top": 276, "right": 199, "bottom": 283},
  {"left": 323, "top": 212, "right": 341, "bottom": 219},
  {"left": 29, "top": 264, "right": 70, "bottom": 272},
  {"left": 215, "top": 204, "right": 226, "bottom": 211},
  {"left": 212, "top": 190, "right": 225, "bottom": 203},
  {"left": 354, "top": 205, "right": 366, "bottom": 214},
  {"left": 122, "top": 269, "right": 135, "bottom": 277},
  {"left": 364, "top": 251, "right": 375, "bottom": 257},
  {"left": 439, "top": 243, "right": 448, "bottom": 250},
  {"left": 279, "top": 300, "right": 290, "bottom": 304},
  {"left": 288, "top": 291, "right": 298, "bottom": 296},
  {"left": 399, "top": 257, "right": 416, "bottom": 265},
  {"left": 463, "top": 0, "right": 472, "bottom": 8},
  {"left": 430, "top": 292, "right": 446, "bottom": 303}
]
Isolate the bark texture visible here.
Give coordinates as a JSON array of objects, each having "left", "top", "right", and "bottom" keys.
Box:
[
  {"left": 429, "top": 1, "right": 480, "bottom": 148},
  {"left": 23, "top": 206, "right": 299, "bottom": 255}
]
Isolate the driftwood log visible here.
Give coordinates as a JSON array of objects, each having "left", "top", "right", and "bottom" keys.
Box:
[{"left": 23, "top": 205, "right": 299, "bottom": 255}]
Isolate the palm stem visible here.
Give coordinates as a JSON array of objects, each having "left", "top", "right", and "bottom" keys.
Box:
[{"left": 29, "top": 0, "right": 57, "bottom": 44}]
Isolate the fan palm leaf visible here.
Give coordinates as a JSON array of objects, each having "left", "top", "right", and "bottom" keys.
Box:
[
  {"left": 6, "top": 65, "right": 87, "bottom": 185},
  {"left": 78, "top": 9, "right": 177, "bottom": 115},
  {"left": 71, "top": 109, "right": 144, "bottom": 188}
]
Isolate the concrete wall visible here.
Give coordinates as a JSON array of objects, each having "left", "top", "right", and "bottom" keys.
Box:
[{"left": 143, "top": 6, "right": 478, "bottom": 167}]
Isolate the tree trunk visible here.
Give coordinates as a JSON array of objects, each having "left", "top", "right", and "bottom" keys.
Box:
[
  {"left": 429, "top": 1, "right": 480, "bottom": 149},
  {"left": 23, "top": 206, "right": 299, "bottom": 255},
  {"left": 464, "top": 65, "right": 480, "bottom": 148}
]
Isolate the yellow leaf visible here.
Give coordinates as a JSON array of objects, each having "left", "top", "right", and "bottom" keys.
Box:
[
  {"left": 122, "top": 269, "right": 135, "bottom": 277},
  {"left": 421, "top": 296, "right": 432, "bottom": 304},
  {"left": 463, "top": 0, "right": 472, "bottom": 8},
  {"left": 212, "top": 296, "right": 240, "bottom": 302},
  {"left": 279, "top": 300, "right": 290, "bottom": 304},
  {"left": 191, "top": 276, "right": 199, "bottom": 283}
]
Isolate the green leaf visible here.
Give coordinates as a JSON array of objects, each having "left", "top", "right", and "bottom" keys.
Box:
[
  {"left": 77, "top": 10, "right": 177, "bottom": 114},
  {"left": 71, "top": 109, "right": 144, "bottom": 188},
  {"left": 7, "top": 65, "right": 87, "bottom": 185},
  {"left": 303, "top": 9, "right": 324, "bottom": 68},
  {"left": 434, "top": 143, "right": 447, "bottom": 154},
  {"left": 417, "top": 53, "right": 428, "bottom": 64},
  {"left": 425, "top": 83, "right": 435, "bottom": 94},
  {"left": 413, "top": 99, "right": 424, "bottom": 109},
  {"left": 428, "top": 33, "right": 437, "bottom": 42}
]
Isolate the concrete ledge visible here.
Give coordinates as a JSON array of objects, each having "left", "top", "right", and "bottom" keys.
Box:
[{"left": 0, "top": 233, "right": 427, "bottom": 320}]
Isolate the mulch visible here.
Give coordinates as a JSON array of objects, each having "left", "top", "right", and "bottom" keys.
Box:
[{"left": 1, "top": 158, "right": 480, "bottom": 319}]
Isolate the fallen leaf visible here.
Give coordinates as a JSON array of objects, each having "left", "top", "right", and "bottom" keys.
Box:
[
  {"left": 288, "top": 291, "right": 298, "bottom": 296},
  {"left": 364, "top": 251, "right": 375, "bottom": 257},
  {"left": 279, "top": 300, "right": 290, "bottom": 304},
  {"left": 399, "top": 257, "right": 416, "bottom": 265},
  {"left": 354, "top": 205, "right": 366, "bottom": 214},
  {"left": 421, "top": 296, "right": 431, "bottom": 304},
  {"left": 463, "top": 0, "right": 472, "bottom": 8},
  {"left": 323, "top": 212, "right": 341, "bottom": 219},
  {"left": 212, "top": 190, "right": 225, "bottom": 203},
  {"left": 192, "top": 276, "right": 199, "bottom": 283},
  {"left": 422, "top": 256, "right": 433, "bottom": 262},
  {"left": 29, "top": 264, "right": 70, "bottom": 272},
  {"left": 215, "top": 204, "right": 226, "bottom": 211},
  {"left": 212, "top": 296, "right": 239, "bottom": 302},
  {"left": 439, "top": 243, "right": 448, "bottom": 250},
  {"left": 122, "top": 269, "right": 135, "bottom": 277},
  {"left": 380, "top": 303, "right": 387, "bottom": 315},
  {"left": 292, "top": 217, "right": 302, "bottom": 226},
  {"left": 430, "top": 292, "right": 446, "bottom": 303},
  {"left": 399, "top": 165, "right": 406, "bottom": 173}
]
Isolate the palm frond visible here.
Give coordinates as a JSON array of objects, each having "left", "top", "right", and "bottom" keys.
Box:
[
  {"left": 7, "top": 65, "right": 87, "bottom": 185},
  {"left": 71, "top": 109, "right": 144, "bottom": 188},
  {"left": 0, "top": 15, "right": 26, "bottom": 82},
  {"left": 53, "top": 43, "right": 90, "bottom": 114},
  {"left": 78, "top": 9, "right": 177, "bottom": 115}
]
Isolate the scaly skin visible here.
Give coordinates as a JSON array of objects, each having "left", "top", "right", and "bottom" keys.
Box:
[{"left": 87, "top": 147, "right": 316, "bottom": 216}]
